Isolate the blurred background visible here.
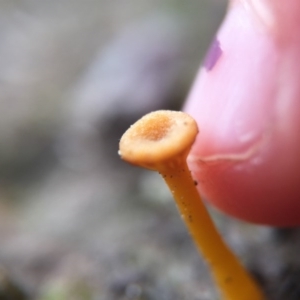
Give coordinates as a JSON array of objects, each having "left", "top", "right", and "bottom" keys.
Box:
[
  {"left": 2, "top": 1, "right": 298, "bottom": 300},
  {"left": 0, "top": 1, "right": 226, "bottom": 299}
]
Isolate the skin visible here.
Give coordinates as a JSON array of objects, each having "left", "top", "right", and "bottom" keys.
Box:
[{"left": 184, "top": 0, "right": 300, "bottom": 226}]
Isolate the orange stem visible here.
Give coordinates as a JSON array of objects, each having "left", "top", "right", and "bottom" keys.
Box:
[{"left": 158, "top": 158, "right": 264, "bottom": 300}]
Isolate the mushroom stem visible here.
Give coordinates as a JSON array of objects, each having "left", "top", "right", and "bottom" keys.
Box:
[
  {"left": 119, "top": 110, "right": 265, "bottom": 300},
  {"left": 159, "top": 159, "right": 263, "bottom": 300}
]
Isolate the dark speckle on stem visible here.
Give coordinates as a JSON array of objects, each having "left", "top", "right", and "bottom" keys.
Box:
[
  {"left": 225, "top": 277, "right": 233, "bottom": 284},
  {"left": 204, "top": 38, "right": 222, "bottom": 71}
]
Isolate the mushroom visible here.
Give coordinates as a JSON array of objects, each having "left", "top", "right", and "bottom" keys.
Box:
[{"left": 119, "top": 110, "right": 264, "bottom": 300}]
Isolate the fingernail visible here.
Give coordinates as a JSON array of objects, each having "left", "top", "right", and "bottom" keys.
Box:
[{"left": 184, "top": 2, "right": 278, "bottom": 158}]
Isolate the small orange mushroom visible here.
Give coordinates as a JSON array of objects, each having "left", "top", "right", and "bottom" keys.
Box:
[{"left": 119, "top": 110, "right": 265, "bottom": 300}]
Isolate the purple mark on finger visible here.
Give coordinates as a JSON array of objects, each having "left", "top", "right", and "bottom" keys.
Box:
[{"left": 204, "top": 38, "right": 222, "bottom": 71}]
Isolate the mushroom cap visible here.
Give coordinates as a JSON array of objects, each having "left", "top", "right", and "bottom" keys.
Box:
[{"left": 119, "top": 110, "right": 198, "bottom": 169}]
